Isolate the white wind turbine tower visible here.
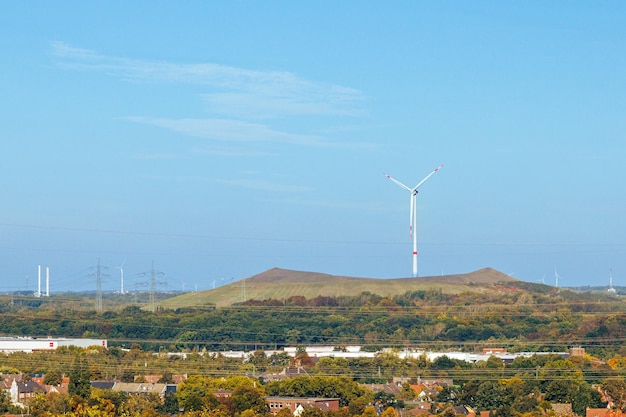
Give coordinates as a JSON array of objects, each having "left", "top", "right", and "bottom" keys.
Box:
[
  {"left": 608, "top": 268, "right": 616, "bottom": 293},
  {"left": 385, "top": 164, "right": 443, "bottom": 277},
  {"left": 554, "top": 266, "right": 562, "bottom": 288},
  {"left": 116, "top": 261, "right": 126, "bottom": 294}
]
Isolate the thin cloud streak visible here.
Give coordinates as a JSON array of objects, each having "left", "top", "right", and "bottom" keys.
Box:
[
  {"left": 125, "top": 116, "right": 325, "bottom": 146},
  {"left": 50, "top": 41, "right": 365, "bottom": 119}
]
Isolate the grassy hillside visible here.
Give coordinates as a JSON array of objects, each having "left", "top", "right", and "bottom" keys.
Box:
[{"left": 159, "top": 267, "right": 519, "bottom": 309}]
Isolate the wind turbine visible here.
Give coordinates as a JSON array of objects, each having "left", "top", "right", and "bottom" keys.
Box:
[
  {"left": 554, "top": 266, "right": 562, "bottom": 288},
  {"left": 116, "top": 260, "right": 126, "bottom": 294},
  {"left": 385, "top": 164, "right": 443, "bottom": 277},
  {"left": 608, "top": 268, "right": 616, "bottom": 293}
]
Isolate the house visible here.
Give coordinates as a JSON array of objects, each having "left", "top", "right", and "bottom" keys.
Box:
[
  {"left": 43, "top": 383, "right": 68, "bottom": 396},
  {"left": 31, "top": 375, "right": 69, "bottom": 396},
  {"left": 551, "top": 403, "right": 574, "bottom": 417},
  {"left": 91, "top": 381, "right": 116, "bottom": 390},
  {"left": 214, "top": 389, "right": 233, "bottom": 399},
  {"left": 265, "top": 397, "right": 340, "bottom": 415},
  {"left": 112, "top": 382, "right": 174, "bottom": 401},
  {"left": 137, "top": 375, "right": 162, "bottom": 384},
  {"left": 414, "top": 385, "right": 439, "bottom": 402},
  {"left": 363, "top": 383, "right": 403, "bottom": 397},
  {"left": 451, "top": 405, "right": 476, "bottom": 417},
  {"left": 587, "top": 409, "right": 626, "bottom": 417},
  {"left": 9, "top": 379, "right": 44, "bottom": 406},
  {"left": 406, "top": 405, "right": 433, "bottom": 417}
]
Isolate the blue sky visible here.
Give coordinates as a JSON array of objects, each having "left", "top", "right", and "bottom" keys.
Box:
[{"left": 1, "top": 1, "right": 625, "bottom": 293}]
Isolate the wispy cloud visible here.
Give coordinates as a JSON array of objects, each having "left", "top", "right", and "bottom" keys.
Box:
[
  {"left": 50, "top": 41, "right": 365, "bottom": 120},
  {"left": 125, "top": 116, "right": 326, "bottom": 146}
]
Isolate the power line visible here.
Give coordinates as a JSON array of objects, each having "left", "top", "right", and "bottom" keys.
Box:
[{"left": 1, "top": 222, "right": 625, "bottom": 247}]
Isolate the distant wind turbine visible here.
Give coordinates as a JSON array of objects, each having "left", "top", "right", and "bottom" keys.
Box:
[
  {"left": 609, "top": 268, "right": 616, "bottom": 293},
  {"left": 554, "top": 266, "right": 562, "bottom": 288},
  {"left": 537, "top": 273, "right": 546, "bottom": 285},
  {"left": 385, "top": 164, "right": 443, "bottom": 277},
  {"left": 116, "top": 260, "right": 126, "bottom": 294}
]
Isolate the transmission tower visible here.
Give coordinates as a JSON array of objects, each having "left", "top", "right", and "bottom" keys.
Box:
[
  {"left": 138, "top": 261, "right": 166, "bottom": 312},
  {"left": 97, "top": 259, "right": 103, "bottom": 312},
  {"left": 89, "top": 258, "right": 109, "bottom": 313}
]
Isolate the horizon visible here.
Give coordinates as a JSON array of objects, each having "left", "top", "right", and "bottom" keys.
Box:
[
  {"left": 2, "top": 2, "right": 625, "bottom": 292},
  {"left": 1, "top": 265, "right": 619, "bottom": 296}
]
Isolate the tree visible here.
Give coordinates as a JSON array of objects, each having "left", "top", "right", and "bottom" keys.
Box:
[
  {"left": 361, "top": 406, "right": 378, "bottom": 417},
  {"left": 511, "top": 395, "right": 539, "bottom": 414},
  {"left": 44, "top": 367, "right": 63, "bottom": 386},
  {"left": 441, "top": 407, "right": 456, "bottom": 417},
  {"left": 400, "top": 382, "right": 416, "bottom": 400},
  {"left": 374, "top": 391, "right": 399, "bottom": 410},
  {"left": 230, "top": 385, "right": 268, "bottom": 415},
  {"left": 431, "top": 355, "right": 457, "bottom": 370},
  {"left": 248, "top": 350, "right": 269, "bottom": 373},
  {"left": 543, "top": 379, "right": 578, "bottom": 404},
  {"left": 68, "top": 355, "right": 91, "bottom": 399},
  {"left": 300, "top": 408, "right": 326, "bottom": 417},
  {"left": 275, "top": 409, "right": 294, "bottom": 417},
  {"left": 438, "top": 385, "right": 457, "bottom": 404},
  {"left": 572, "top": 382, "right": 605, "bottom": 416},
  {"left": 474, "top": 381, "right": 508, "bottom": 411},
  {"left": 493, "top": 405, "right": 514, "bottom": 417},
  {"left": 89, "top": 388, "right": 127, "bottom": 416},
  {"left": 177, "top": 376, "right": 219, "bottom": 412},
  {"left": 602, "top": 378, "right": 626, "bottom": 410},
  {"left": 381, "top": 406, "right": 399, "bottom": 417},
  {"left": 120, "top": 392, "right": 162, "bottom": 417},
  {"left": 458, "top": 380, "right": 480, "bottom": 408},
  {"left": 159, "top": 391, "right": 180, "bottom": 415},
  {"left": 0, "top": 389, "right": 19, "bottom": 414}
]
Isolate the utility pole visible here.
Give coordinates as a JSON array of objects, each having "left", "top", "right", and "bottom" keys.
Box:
[
  {"left": 150, "top": 261, "right": 157, "bottom": 313},
  {"left": 96, "top": 258, "right": 103, "bottom": 313},
  {"left": 89, "top": 259, "right": 108, "bottom": 313},
  {"left": 138, "top": 261, "right": 166, "bottom": 313}
]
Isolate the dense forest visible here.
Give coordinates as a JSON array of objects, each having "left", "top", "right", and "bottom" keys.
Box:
[
  {"left": 1, "top": 285, "right": 625, "bottom": 358},
  {"left": 3, "top": 284, "right": 626, "bottom": 417}
]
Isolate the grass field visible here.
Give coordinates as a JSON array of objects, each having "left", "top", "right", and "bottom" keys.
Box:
[{"left": 158, "top": 267, "right": 517, "bottom": 309}]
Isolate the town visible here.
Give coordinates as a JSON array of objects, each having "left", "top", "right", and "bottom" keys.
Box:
[{"left": 0, "top": 336, "right": 623, "bottom": 417}]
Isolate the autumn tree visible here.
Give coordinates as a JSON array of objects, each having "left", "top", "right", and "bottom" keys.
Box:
[
  {"left": 177, "top": 376, "right": 220, "bottom": 412},
  {"left": 230, "top": 385, "right": 268, "bottom": 416},
  {"left": 602, "top": 378, "right": 626, "bottom": 410},
  {"left": 68, "top": 355, "right": 91, "bottom": 399}
]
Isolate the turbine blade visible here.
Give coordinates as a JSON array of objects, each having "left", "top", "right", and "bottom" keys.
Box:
[
  {"left": 413, "top": 164, "right": 444, "bottom": 190},
  {"left": 385, "top": 173, "right": 412, "bottom": 192}
]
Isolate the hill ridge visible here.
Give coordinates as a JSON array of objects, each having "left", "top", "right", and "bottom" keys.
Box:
[
  {"left": 246, "top": 267, "right": 515, "bottom": 285},
  {"left": 159, "top": 267, "right": 518, "bottom": 309}
]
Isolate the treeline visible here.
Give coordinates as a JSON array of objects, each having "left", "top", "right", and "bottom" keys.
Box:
[
  {"left": 6, "top": 348, "right": 626, "bottom": 417},
  {"left": 1, "top": 288, "right": 625, "bottom": 358}
]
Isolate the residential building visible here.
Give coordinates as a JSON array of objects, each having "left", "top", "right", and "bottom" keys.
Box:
[{"left": 265, "top": 397, "right": 340, "bottom": 415}]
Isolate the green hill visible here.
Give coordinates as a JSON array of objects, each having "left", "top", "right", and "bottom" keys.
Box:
[{"left": 159, "top": 267, "right": 519, "bottom": 309}]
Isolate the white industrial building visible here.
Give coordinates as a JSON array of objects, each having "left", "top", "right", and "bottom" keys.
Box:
[{"left": 0, "top": 337, "right": 107, "bottom": 353}]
